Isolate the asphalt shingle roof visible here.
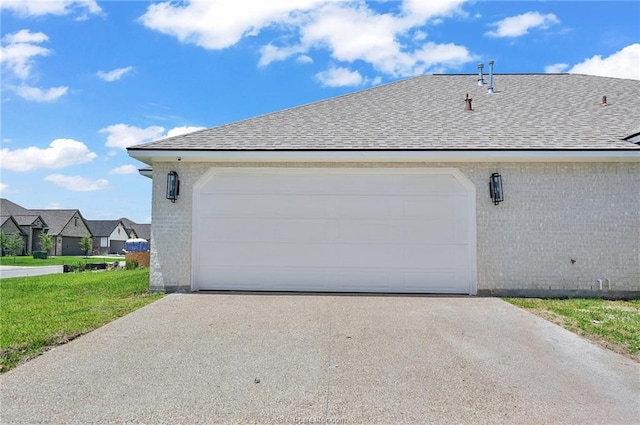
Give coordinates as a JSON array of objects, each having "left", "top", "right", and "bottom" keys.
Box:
[
  {"left": 27, "top": 210, "right": 83, "bottom": 236},
  {"left": 0, "top": 199, "right": 29, "bottom": 216},
  {"left": 86, "top": 220, "right": 121, "bottom": 238},
  {"left": 128, "top": 74, "right": 640, "bottom": 152},
  {"left": 130, "top": 223, "right": 150, "bottom": 241}
]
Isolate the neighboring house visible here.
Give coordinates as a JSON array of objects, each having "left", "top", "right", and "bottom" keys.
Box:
[
  {"left": 0, "top": 199, "right": 92, "bottom": 256},
  {"left": 0, "top": 215, "right": 27, "bottom": 255},
  {"left": 128, "top": 73, "right": 640, "bottom": 296},
  {"left": 119, "top": 218, "right": 151, "bottom": 245},
  {"left": 0, "top": 199, "right": 49, "bottom": 254},
  {"left": 86, "top": 220, "right": 130, "bottom": 255},
  {"left": 28, "top": 209, "right": 92, "bottom": 256},
  {"left": 131, "top": 224, "right": 151, "bottom": 243}
]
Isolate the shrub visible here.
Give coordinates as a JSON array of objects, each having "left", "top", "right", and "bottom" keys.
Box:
[
  {"left": 125, "top": 259, "right": 139, "bottom": 270},
  {"left": 68, "top": 262, "right": 86, "bottom": 273}
]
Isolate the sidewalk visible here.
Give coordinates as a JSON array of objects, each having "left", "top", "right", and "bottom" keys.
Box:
[{"left": 0, "top": 265, "right": 64, "bottom": 278}]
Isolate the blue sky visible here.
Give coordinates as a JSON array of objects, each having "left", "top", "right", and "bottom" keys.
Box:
[{"left": 1, "top": 0, "right": 639, "bottom": 223}]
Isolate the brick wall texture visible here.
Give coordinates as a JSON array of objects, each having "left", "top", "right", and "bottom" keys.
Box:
[{"left": 150, "top": 162, "right": 639, "bottom": 294}]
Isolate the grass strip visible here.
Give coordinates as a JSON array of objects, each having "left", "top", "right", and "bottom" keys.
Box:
[
  {"left": 0, "top": 255, "right": 122, "bottom": 267},
  {"left": 0, "top": 269, "right": 162, "bottom": 372},
  {"left": 505, "top": 297, "right": 640, "bottom": 360}
]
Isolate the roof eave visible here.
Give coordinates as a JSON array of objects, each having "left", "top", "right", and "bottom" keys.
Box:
[{"left": 128, "top": 149, "right": 640, "bottom": 165}]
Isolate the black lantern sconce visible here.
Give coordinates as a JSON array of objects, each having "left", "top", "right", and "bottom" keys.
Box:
[
  {"left": 166, "top": 171, "right": 180, "bottom": 203},
  {"left": 489, "top": 172, "right": 504, "bottom": 205}
]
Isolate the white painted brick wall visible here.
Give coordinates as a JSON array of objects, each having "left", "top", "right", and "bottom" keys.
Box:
[{"left": 150, "top": 162, "right": 640, "bottom": 294}]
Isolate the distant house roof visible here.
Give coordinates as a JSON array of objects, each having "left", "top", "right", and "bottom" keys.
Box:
[
  {"left": 131, "top": 223, "right": 150, "bottom": 241},
  {"left": 0, "top": 215, "right": 26, "bottom": 234},
  {"left": 11, "top": 214, "right": 46, "bottom": 227},
  {"left": 0, "top": 199, "right": 30, "bottom": 215},
  {"left": 27, "top": 209, "right": 87, "bottom": 236},
  {"left": 0, "top": 200, "right": 49, "bottom": 229},
  {"left": 86, "top": 220, "right": 123, "bottom": 238},
  {"left": 128, "top": 74, "right": 640, "bottom": 163},
  {"left": 119, "top": 218, "right": 151, "bottom": 241}
]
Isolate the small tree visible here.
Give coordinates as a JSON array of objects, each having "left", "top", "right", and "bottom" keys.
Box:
[
  {"left": 80, "top": 235, "right": 92, "bottom": 258},
  {"left": 39, "top": 232, "right": 54, "bottom": 255},
  {"left": 0, "top": 231, "right": 7, "bottom": 256},
  {"left": 5, "top": 234, "right": 24, "bottom": 263}
]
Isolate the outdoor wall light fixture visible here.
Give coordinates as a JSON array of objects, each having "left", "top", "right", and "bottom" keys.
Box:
[
  {"left": 489, "top": 172, "right": 504, "bottom": 205},
  {"left": 166, "top": 171, "right": 180, "bottom": 203}
]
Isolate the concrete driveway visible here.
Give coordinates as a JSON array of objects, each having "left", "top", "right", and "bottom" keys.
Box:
[{"left": 1, "top": 294, "right": 638, "bottom": 424}]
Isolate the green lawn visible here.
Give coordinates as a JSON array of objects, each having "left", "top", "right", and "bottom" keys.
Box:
[
  {"left": 0, "top": 269, "right": 162, "bottom": 372},
  {"left": 505, "top": 298, "right": 640, "bottom": 360},
  {"left": 0, "top": 255, "right": 123, "bottom": 267}
]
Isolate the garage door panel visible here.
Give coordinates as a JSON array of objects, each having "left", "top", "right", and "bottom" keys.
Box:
[
  {"left": 195, "top": 266, "right": 468, "bottom": 293},
  {"left": 400, "top": 174, "right": 468, "bottom": 196},
  {"left": 203, "top": 218, "right": 330, "bottom": 243},
  {"left": 202, "top": 268, "right": 330, "bottom": 291},
  {"left": 194, "top": 169, "right": 475, "bottom": 294},
  {"left": 209, "top": 243, "right": 337, "bottom": 268},
  {"left": 403, "top": 271, "right": 469, "bottom": 292}
]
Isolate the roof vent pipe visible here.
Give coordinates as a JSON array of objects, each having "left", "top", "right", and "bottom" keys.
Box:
[
  {"left": 487, "top": 60, "right": 495, "bottom": 94},
  {"left": 464, "top": 93, "right": 473, "bottom": 111},
  {"left": 602, "top": 95, "right": 608, "bottom": 106},
  {"left": 477, "top": 63, "right": 485, "bottom": 86}
]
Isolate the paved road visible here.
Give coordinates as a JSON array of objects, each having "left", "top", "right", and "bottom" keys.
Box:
[
  {"left": 0, "top": 265, "right": 63, "bottom": 278},
  {"left": 1, "top": 294, "right": 638, "bottom": 424}
]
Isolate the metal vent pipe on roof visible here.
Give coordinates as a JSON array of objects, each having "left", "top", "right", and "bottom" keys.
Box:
[
  {"left": 477, "top": 63, "right": 485, "bottom": 86},
  {"left": 487, "top": 60, "right": 495, "bottom": 94},
  {"left": 464, "top": 93, "right": 473, "bottom": 111}
]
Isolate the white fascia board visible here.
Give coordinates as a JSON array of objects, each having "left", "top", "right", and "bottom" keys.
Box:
[
  {"left": 129, "top": 149, "right": 640, "bottom": 164},
  {"left": 138, "top": 169, "right": 153, "bottom": 178}
]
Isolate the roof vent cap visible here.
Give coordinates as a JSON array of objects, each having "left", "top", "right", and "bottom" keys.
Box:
[
  {"left": 487, "top": 60, "right": 495, "bottom": 94},
  {"left": 464, "top": 93, "right": 473, "bottom": 111},
  {"left": 477, "top": 63, "right": 485, "bottom": 86}
]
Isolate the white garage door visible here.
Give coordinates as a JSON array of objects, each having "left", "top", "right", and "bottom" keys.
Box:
[{"left": 192, "top": 168, "right": 476, "bottom": 294}]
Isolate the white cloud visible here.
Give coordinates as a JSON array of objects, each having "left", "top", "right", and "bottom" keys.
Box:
[
  {"left": 413, "top": 30, "right": 428, "bottom": 42},
  {"left": 97, "top": 66, "right": 134, "bottom": 82},
  {"left": 45, "top": 174, "right": 108, "bottom": 192},
  {"left": 140, "top": 1, "right": 473, "bottom": 80},
  {"left": 12, "top": 85, "right": 68, "bottom": 102},
  {"left": 545, "top": 63, "right": 568, "bottom": 74},
  {"left": 1, "top": 30, "right": 69, "bottom": 102},
  {"left": 299, "top": 2, "right": 472, "bottom": 77},
  {"left": 100, "top": 124, "right": 206, "bottom": 149},
  {"left": 166, "top": 126, "right": 206, "bottom": 137},
  {"left": 100, "top": 124, "right": 165, "bottom": 149},
  {"left": 109, "top": 164, "right": 139, "bottom": 175},
  {"left": 567, "top": 44, "right": 640, "bottom": 81},
  {"left": 0, "top": 183, "right": 7, "bottom": 193},
  {"left": 315, "top": 66, "right": 365, "bottom": 87},
  {"left": 140, "top": 0, "right": 326, "bottom": 50},
  {"left": 0, "top": 30, "right": 51, "bottom": 79},
  {"left": 485, "top": 11, "right": 559, "bottom": 38},
  {"left": 3, "top": 29, "right": 49, "bottom": 44},
  {"left": 411, "top": 42, "right": 473, "bottom": 74},
  {"left": 296, "top": 54, "right": 313, "bottom": 64},
  {"left": 259, "top": 44, "right": 305, "bottom": 67},
  {"left": 401, "top": 0, "right": 466, "bottom": 22},
  {"left": 0, "top": 138, "right": 97, "bottom": 171},
  {"left": 1, "top": 0, "right": 101, "bottom": 18}
]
